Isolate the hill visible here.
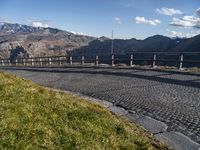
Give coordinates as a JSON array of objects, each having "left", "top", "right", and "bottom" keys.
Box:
[
  {"left": 1, "top": 22, "right": 200, "bottom": 61},
  {"left": 0, "top": 22, "right": 96, "bottom": 59},
  {"left": 69, "top": 35, "right": 200, "bottom": 57}
]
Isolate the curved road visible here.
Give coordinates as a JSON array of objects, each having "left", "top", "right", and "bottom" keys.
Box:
[{"left": 1, "top": 67, "right": 200, "bottom": 149}]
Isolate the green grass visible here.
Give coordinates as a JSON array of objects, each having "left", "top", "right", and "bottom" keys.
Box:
[{"left": 0, "top": 72, "right": 168, "bottom": 150}]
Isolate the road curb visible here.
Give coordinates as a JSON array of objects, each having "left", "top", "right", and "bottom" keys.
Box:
[{"left": 66, "top": 91, "right": 200, "bottom": 150}]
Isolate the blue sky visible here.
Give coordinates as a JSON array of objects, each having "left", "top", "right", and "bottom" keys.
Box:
[{"left": 0, "top": 0, "right": 200, "bottom": 39}]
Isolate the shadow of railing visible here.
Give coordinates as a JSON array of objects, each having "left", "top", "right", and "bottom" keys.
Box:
[{"left": 1, "top": 66, "right": 200, "bottom": 89}]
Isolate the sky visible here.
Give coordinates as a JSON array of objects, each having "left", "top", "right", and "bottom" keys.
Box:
[{"left": 0, "top": 0, "right": 200, "bottom": 39}]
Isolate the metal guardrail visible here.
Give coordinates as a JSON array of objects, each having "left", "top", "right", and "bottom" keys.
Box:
[{"left": 0, "top": 52, "right": 200, "bottom": 70}]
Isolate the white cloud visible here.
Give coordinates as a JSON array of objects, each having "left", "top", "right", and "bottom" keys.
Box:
[
  {"left": 170, "top": 8, "right": 200, "bottom": 29},
  {"left": 31, "top": 21, "right": 49, "bottom": 28},
  {"left": 170, "top": 16, "right": 200, "bottom": 28},
  {"left": 166, "top": 29, "right": 183, "bottom": 37},
  {"left": 135, "top": 17, "right": 161, "bottom": 26},
  {"left": 156, "top": 7, "right": 183, "bottom": 16},
  {"left": 0, "top": 17, "right": 11, "bottom": 23},
  {"left": 166, "top": 29, "right": 200, "bottom": 38},
  {"left": 114, "top": 17, "right": 122, "bottom": 24},
  {"left": 70, "top": 31, "right": 90, "bottom": 36}
]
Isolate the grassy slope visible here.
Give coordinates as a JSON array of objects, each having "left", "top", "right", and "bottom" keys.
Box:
[{"left": 0, "top": 72, "right": 168, "bottom": 150}]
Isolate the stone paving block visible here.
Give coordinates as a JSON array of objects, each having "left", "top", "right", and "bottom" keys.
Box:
[
  {"left": 126, "top": 112, "right": 141, "bottom": 122},
  {"left": 108, "top": 106, "right": 128, "bottom": 116},
  {"left": 137, "top": 116, "right": 168, "bottom": 134},
  {"left": 155, "top": 131, "right": 200, "bottom": 150}
]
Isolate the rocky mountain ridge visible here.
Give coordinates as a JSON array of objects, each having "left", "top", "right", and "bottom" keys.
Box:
[
  {"left": 69, "top": 34, "right": 200, "bottom": 57},
  {"left": 0, "top": 22, "right": 96, "bottom": 59},
  {"left": 0, "top": 22, "right": 200, "bottom": 61}
]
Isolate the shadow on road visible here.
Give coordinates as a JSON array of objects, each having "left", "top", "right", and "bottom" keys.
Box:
[
  {"left": 1, "top": 66, "right": 200, "bottom": 89},
  {"left": 0, "top": 67, "right": 200, "bottom": 88}
]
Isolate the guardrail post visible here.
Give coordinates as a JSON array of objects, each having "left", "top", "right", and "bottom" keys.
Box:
[
  {"left": 23, "top": 59, "right": 26, "bottom": 66},
  {"left": 31, "top": 58, "right": 34, "bottom": 66},
  {"left": 1, "top": 60, "right": 4, "bottom": 66},
  {"left": 48, "top": 58, "right": 52, "bottom": 65},
  {"left": 15, "top": 59, "right": 18, "bottom": 66},
  {"left": 39, "top": 58, "right": 42, "bottom": 66},
  {"left": 95, "top": 56, "right": 99, "bottom": 66},
  {"left": 179, "top": 54, "right": 184, "bottom": 70},
  {"left": 152, "top": 54, "right": 156, "bottom": 68},
  {"left": 59, "top": 57, "right": 62, "bottom": 65},
  {"left": 130, "top": 54, "right": 134, "bottom": 67},
  {"left": 81, "top": 56, "right": 84, "bottom": 65},
  {"left": 70, "top": 56, "right": 73, "bottom": 65},
  {"left": 8, "top": 60, "right": 11, "bottom": 66},
  {"left": 111, "top": 54, "right": 115, "bottom": 66}
]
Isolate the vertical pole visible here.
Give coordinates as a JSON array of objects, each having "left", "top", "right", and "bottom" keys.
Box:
[
  {"left": 152, "top": 54, "right": 156, "bottom": 68},
  {"left": 111, "top": 30, "right": 114, "bottom": 55},
  {"left": 66, "top": 56, "right": 68, "bottom": 65},
  {"left": 49, "top": 58, "right": 52, "bottom": 65},
  {"left": 70, "top": 56, "right": 73, "bottom": 65},
  {"left": 31, "top": 58, "right": 34, "bottom": 66},
  {"left": 81, "top": 56, "right": 84, "bottom": 65},
  {"left": 59, "top": 57, "right": 62, "bottom": 66},
  {"left": 8, "top": 60, "right": 11, "bottom": 66},
  {"left": 40, "top": 58, "right": 42, "bottom": 66},
  {"left": 111, "top": 54, "right": 115, "bottom": 66},
  {"left": 15, "top": 59, "right": 18, "bottom": 66},
  {"left": 1, "top": 60, "right": 4, "bottom": 66},
  {"left": 96, "top": 56, "right": 99, "bottom": 66},
  {"left": 130, "top": 54, "right": 134, "bottom": 67},
  {"left": 179, "top": 54, "right": 184, "bottom": 70},
  {"left": 23, "top": 59, "right": 26, "bottom": 66}
]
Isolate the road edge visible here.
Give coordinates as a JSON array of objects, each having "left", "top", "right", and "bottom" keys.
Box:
[{"left": 51, "top": 89, "right": 200, "bottom": 150}]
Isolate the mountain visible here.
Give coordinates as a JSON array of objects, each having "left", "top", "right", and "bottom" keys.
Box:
[
  {"left": 0, "top": 22, "right": 200, "bottom": 62},
  {"left": 170, "top": 34, "right": 200, "bottom": 52},
  {"left": 0, "top": 22, "right": 96, "bottom": 59},
  {"left": 69, "top": 34, "right": 200, "bottom": 58}
]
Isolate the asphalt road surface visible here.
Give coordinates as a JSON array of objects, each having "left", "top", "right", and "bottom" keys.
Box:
[{"left": 1, "top": 67, "right": 200, "bottom": 146}]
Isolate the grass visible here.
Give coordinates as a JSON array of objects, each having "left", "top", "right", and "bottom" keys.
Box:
[{"left": 0, "top": 72, "right": 169, "bottom": 150}]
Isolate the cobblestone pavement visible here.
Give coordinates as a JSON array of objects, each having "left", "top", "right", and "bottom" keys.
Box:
[{"left": 2, "top": 67, "right": 200, "bottom": 144}]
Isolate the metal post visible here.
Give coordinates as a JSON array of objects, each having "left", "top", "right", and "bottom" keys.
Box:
[
  {"left": 65, "top": 56, "right": 68, "bottom": 65},
  {"left": 1, "top": 60, "right": 4, "bottom": 66},
  {"left": 81, "top": 56, "right": 84, "bottom": 65},
  {"left": 96, "top": 56, "right": 99, "bottom": 66},
  {"left": 40, "top": 58, "right": 42, "bottom": 66},
  {"left": 49, "top": 58, "right": 52, "bottom": 65},
  {"left": 31, "top": 58, "right": 34, "bottom": 66},
  {"left": 130, "top": 54, "right": 134, "bottom": 67},
  {"left": 23, "top": 59, "right": 26, "bottom": 66},
  {"left": 8, "top": 60, "right": 11, "bottom": 66},
  {"left": 179, "top": 54, "right": 184, "bottom": 70},
  {"left": 59, "top": 57, "right": 62, "bottom": 65},
  {"left": 152, "top": 54, "right": 156, "bottom": 68},
  {"left": 70, "top": 56, "right": 73, "bottom": 65},
  {"left": 111, "top": 54, "right": 114, "bottom": 66}
]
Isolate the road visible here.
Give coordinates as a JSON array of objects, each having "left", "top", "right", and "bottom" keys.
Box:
[{"left": 1, "top": 66, "right": 200, "bottom": 148}]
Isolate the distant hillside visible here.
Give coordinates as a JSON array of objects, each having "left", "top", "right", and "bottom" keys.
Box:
[
  {"left": 0, "top": 22, "right": 96, "bottom": 59},
  {"left": 0, "top": 22, "right": 200, "bottom": 61},
  {"left": 170, "top": 35, "right": 200, "bottom": 52},
  {"left": 69, "top": 34, "right": 200, "bottom": 58}
]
